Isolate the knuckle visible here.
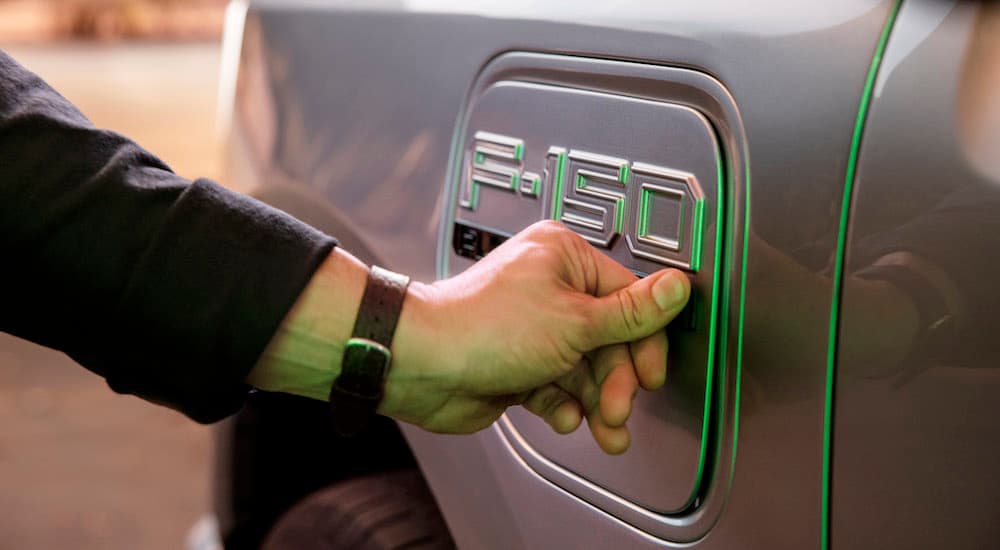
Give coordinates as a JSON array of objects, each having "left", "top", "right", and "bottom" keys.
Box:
[
  {"left": 527, "top": 387, "right": 562, "bottom": 420},
  {"left": 529, "top": 219, "right": 565, "bottom": 240},
  {"left": 542, "top": 391, "right": 565, "bottom": 418},
  {"left": 616, "top": 289, "right": 644, "bottom": 335}
]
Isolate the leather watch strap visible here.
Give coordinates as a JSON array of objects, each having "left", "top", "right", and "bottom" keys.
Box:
[
  {"left": 350, "top": 266, "right": 411, "bottom": 345},
  {"left": 329, "top": 266, "right": 410, "bottom": 436}
]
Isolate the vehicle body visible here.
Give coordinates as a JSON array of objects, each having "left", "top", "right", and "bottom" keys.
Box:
[{"left": 210, "top": 1, "right": 1000, "bottom": 548}]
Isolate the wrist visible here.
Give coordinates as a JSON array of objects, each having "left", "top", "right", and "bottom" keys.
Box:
[
  {"left": 249, "top": 249, "right": 456, "bottom": 429},
  {"left": 247, "top": 248, "right": 368, "bottom": 400},
  {"left": 378, "top": 281, "right": 455, "bottom": 425}
]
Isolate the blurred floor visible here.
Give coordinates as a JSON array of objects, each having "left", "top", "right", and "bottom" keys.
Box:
[{"left": 0, "top": 43, "right": 223, "bottom": 549}]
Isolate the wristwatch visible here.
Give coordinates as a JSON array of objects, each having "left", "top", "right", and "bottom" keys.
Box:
[{"left": 329, "top": 265, "right": 410, "bottom": 436}]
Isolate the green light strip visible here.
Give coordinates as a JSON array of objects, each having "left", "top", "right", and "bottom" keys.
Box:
[
  {"left": 690, "top": 197, "right": 705, "bottom": 272},
  {"left": 550, "top": 152, "right": 567, "bottom": 220},
  {"left": 614, "top": 197, "right": 625, "bottom": 234},
  {"left": 730, "top": 161, "right": 750, "bottom": 489},
  {"left": 638, "top": 188, "right": 651, "bottom": 236},
  {"left": 822, "top": 2, "right": 901, "bottom": 548},
  {"left": 687, "top": 142, "right": 726, "bottom": 508}
]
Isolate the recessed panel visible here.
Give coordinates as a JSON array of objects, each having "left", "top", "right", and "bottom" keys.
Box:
[{"left": 446, "top": 80, "right": 722, "bottom": 514}]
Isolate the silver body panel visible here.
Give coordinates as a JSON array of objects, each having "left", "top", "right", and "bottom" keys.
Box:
[
  {"left": 222, "top": 1, "right": 1000, "bottom": 547},
  {"left": 834, "top": 3, "right": 1000, "bottom": 547}
]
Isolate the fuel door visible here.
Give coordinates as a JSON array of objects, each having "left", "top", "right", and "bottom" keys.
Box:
[{"left": 440, "top": 53, "right": 745, "bottom": 521}]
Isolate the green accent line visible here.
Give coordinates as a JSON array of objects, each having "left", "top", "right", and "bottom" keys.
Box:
[
  {"left": 467, "top": 183, "right": 480, "bottom": 210},
  {"left": 550, "top": 152, "right": 567, "bottom": 220},
  {"left": 688, "top": 141, "right": 727, "bottom": 508},
  {"left": 730, "top": 154, "right": 751, "bottom": 496},
  {"left": 475, "top": 152, "right": 485, "bottom": 164},
  {"left": 527, "top": 174, "right": 542, "bottom": 196},
  {"left": 690, "top": 197, "right": 705, "bottom": 272},
  {"left": 618, "top": 163, "right": 629, "bottom": 184},
  {"left": 822, "top": 2, "right": 901, "bottom": 549},
  {"left": 514, "top": 141, "right": 524, "bottom": 161},
  {"left": 638, "top": 188, "right": 651, "bottom": 236},
  {"left": 614, "top": 196, "right": 625, "bottom": 233}
]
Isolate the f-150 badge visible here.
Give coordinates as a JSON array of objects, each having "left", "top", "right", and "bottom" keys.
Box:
[{"left": 456, "top": 131, "right": 706, "bottom": 272}]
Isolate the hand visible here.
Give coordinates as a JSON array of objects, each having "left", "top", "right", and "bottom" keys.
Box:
[{"left": 386, "top": 220, "right": 691, "bottom": 454}]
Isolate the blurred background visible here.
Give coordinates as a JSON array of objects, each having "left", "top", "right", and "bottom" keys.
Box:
[{"left": 0, "top": 1, "right": 228, "bottom": 548}]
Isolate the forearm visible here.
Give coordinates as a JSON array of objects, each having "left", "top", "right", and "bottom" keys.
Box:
[{"left": 0, "top": 50, "right": 337, "bottom": 421}]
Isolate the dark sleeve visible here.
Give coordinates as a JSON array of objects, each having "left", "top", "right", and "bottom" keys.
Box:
[{"left": 0, "top": 50, "right": 337, "bottom": 423}]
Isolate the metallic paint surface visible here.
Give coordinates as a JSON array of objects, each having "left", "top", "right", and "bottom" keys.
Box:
[
  {"left": 225, "top": 1, "right": 910, "bottom": 547},
  {"left": 821, "top": 1, "right": 901, "bottom": 547},
  {"left": 834, "top": 2, "right": 1000, "bottom": 548}
]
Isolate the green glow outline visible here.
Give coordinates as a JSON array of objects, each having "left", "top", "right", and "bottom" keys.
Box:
[
  {"left": 686, "top": 141, "right": 726, "bottom": 508},
  {"left": 690, "top": 197, "right": 705, "bottom": 272},
  {"left": 523, "top": 172, "right": 542, "bottom": 196},
  {"left": 638, "top": 186, "right": 649, "bottom": 235},
  {"left": 461, "top": 179, "right": 481, "bottom": 211},
  {"left": 614, "top": 196, "right": 626, "bottom": 234},
  {"left": 550, "top": 151, "right": 568, "bottom": 220},
  {"left": 822, "top": 2, "right": 901, "bottom": 548},
  {"left": 618, "top": 164, "right": 630, "bottom": 184},
  {"left": 729, "top": 154, "right": 750, "bottom": 506}
]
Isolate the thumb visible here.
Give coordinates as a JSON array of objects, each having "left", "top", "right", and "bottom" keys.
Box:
[{"left": 586, "top": 269, "right": 691, "bottom": 347}]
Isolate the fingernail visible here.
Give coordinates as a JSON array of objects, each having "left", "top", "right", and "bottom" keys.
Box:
[{"left": 652, "top": 271, "right": 686, "bottom": 311}]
